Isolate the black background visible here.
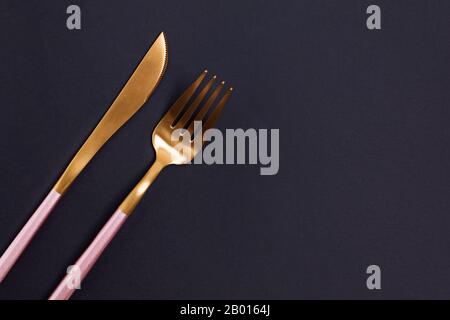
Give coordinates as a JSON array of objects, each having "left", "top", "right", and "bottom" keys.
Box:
[{"left": 0, "top": 0, "right": 450, "bottom": 299}]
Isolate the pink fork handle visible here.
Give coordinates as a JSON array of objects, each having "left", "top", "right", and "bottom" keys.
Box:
[
  {"left": 49, "top": 209, "right": 127, "bottom": 300},
  {"left": 0, "top": 189, "right": 61, "bottom": 283}
]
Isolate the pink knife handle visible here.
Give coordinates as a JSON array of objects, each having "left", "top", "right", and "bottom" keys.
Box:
[
  {"left": 0, "top": 189, "right": 61, "bottom": 283},
  {"left": 49, "top": 209, "right": 127, "bottom": 300}
]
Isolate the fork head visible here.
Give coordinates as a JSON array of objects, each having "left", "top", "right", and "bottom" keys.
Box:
[{"left": 153, "top": 70, "right": 233, "bottom": 165}]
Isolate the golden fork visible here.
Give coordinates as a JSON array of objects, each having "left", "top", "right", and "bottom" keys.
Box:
[{"left": 49, "top": 70, "right": 233, "bottom": 300}]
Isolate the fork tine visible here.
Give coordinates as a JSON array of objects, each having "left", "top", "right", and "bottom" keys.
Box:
[
  {"left": 201, "top": 87, "right": 233, "bottom": 133},
  {"left": 187, "top": 81, "right": 225, "bottom": 135},
  {"left": 165, "top": 70, "right": 208, "bottom": 125},
  {"left": 174, "top": 75, "right": 216, "bottom": 128}
]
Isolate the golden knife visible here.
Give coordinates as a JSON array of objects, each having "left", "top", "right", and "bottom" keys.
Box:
[{"left": 0, "top": 32, "right": 168, "bottom": 282}]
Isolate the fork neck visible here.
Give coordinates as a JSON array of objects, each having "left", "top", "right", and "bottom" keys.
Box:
[{"left": 118, "top": 159, "right": 165, "bottom": 215}]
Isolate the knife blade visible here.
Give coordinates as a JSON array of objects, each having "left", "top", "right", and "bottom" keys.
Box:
[{"left": 55, "top": 32, "right": 168, "bottom": 194}]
